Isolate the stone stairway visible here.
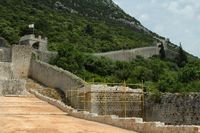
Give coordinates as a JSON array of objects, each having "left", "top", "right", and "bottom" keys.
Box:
[{"left": 0, "top": 62, "right": 26, "bottom": 96}]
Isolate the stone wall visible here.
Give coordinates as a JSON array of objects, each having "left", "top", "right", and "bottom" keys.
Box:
[
  {"left": 94, "top": 46, "right": 178, "bottom": 61},
  {"left": 0, "top": 48, "right": 11, "bottom": 62},
  {"left": 35, "top": 50, "right": 57, "bottom": 63},
  {"left": 12, "top": 45, "right": 32, "bottom": 78},
  {"left": 29, "top": 59, "right": 87, "bottom": 95},
  {"left": 145, "top": 93, "right": 200, "bottom": 125},
  {"left": 0, "top": 62, "right": 15, "bottom": 79},
  {"left": 94, "top": 46, "right": 159, "bottom": 61},
  {"left": 30, "top": 89, "right": 200, "bottom": 133},
  {"left": 19, "top": 34, "right": 48, "bottom": 51},
  {"left": 84, "top": 85, "right": 143, "bottom": 117},
  {"left": 0, "top": 79, "right": 26, "bottom": 96}
]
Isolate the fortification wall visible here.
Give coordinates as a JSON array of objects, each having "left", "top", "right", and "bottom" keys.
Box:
[
  {"left": 0, "top": 48, "right": 11, "bottom": 62},
  {"left": 19, "top": 34, "right": 48, "bottom": 51},
  {"left": 0, "top": 79, "right": 26, "bottom": 96},
  {"left": 29, "top": 59, "right": 87, "bottom": 94},
  {"left": 94, "top": 47, "right": 159, "bottom": 61},
  {"left": 94, "top": 46, "right": 179, "bottom": 61},
  {"left": 145, "top": 93, "right": 200, "bottom": 125},
  {"left": 85, "top": 85, "right": 143, "bottom": 117},
  {"left": 67, "top": 85, "right": 143, "bottom": 117},
  {"left": 0, "top": 62, "right": 15, "bottom": 79},
  {"left": 12, "top": 45, "right": 32, "bottom": 78},
  {"left": 35, "top": 50, "right": 57, "bottom": 63}
]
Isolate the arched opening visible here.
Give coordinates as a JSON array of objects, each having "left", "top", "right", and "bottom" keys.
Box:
[{"left": 32, "top": 42, "right": 40, "bottom": 50}]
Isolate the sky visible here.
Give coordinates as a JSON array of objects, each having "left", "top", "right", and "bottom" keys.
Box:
[{"left": 113, "top": 0, "right": 200, "bottom": 57}]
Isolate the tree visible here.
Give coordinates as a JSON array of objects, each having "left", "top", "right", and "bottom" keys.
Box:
[
  {"left": 84, "top": 24, "right": 94, "bottom": 35},
  {"left": 158, "top": 43, "right": 166, "bottom": 59},
  {"left": 176, "top": 43, "right": 187, "bottom": 67}
]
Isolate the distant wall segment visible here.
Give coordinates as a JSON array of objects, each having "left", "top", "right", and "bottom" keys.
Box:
[{"left": 94, "top": 46, "right": 178, "bottom": 61}]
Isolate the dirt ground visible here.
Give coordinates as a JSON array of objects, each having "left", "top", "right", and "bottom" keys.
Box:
[{"left": 0, "top": 96, "right": 137, "bottom": 133}]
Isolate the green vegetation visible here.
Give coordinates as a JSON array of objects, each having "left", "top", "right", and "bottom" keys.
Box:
[
  {"left": 0, "top": 0, "right": 154, "bottom": 52},
  {"left": 51, "top": 44, "right": 200, "bottom": 93},
  {"left": 0, "top": 0, "right": 199, "bottom": 93}
]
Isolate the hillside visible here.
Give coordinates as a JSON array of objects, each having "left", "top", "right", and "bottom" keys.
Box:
[
  {"left": 0, "top": 0, "right": 164, "bottom": 52},
  {"left": 0, "top": 0, "right": 200, "bottom": 93}
]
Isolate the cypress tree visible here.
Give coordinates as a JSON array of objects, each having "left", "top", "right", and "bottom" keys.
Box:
[
  {"left": 159, "top": 43, "right": 166, "bottom": 59},
  {"left": 177, "top": 43, "right": 187, "bottom": 67}
]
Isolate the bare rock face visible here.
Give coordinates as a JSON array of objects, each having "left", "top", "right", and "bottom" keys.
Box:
[{"left": 0, "top": 37, "right": 9, "bottom": 47}]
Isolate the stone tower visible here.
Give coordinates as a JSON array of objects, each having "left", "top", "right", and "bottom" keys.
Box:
[{"left": 19, "top": 34, "right": 48, "bottom": 51}]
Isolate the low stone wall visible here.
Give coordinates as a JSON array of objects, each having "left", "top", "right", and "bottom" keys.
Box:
[
  {"left": 145, "top": 93, "right": 200, "bottom": 125},
  {"left": 29, "top": 59, "right": 88, "bottom": 95},
  {"left": 0, "top": 79, "right": 26, "bottom": 96},
  {"left": 0, "top": 48, "right": 11, "bottom": 62},
  {"left": 30, "top": 89, "right": 200, "bottom": 133}
]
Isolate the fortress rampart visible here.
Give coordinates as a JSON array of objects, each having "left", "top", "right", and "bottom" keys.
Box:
[
  {"left": 0, "top": 34, "right": 199, "bottom": 131},
  {"left": 94, "top": 46, "right": 178, "bottom": 61}
]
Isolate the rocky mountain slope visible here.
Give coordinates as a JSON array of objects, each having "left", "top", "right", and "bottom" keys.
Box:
[{"left": 0, "top": 0, "right": 170, "bottom": 52}]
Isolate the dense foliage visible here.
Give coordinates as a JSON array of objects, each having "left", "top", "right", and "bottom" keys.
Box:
[
  {"left": 51, "top": 44, "right": 200, "bottom": 93},
  {"left": 0, "top": 0, "right": 199, "bottom": 93},
  {"left": 0, "top": 0, "right": 154, "bottom": 52}
]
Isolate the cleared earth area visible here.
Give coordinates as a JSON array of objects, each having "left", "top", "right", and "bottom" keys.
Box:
[{"left": 0, "top": 96, "right": 137, "bottom": 133}]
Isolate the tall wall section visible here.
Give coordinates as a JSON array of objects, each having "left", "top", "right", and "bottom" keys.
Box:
[
  {"left": 144, "top": 93, "right": 200, "bottom": 125},
  {"left": 29, "top": 59, "right": 88, "bottom": 95},
  {"left": 12, "top": 45, "right": 32, "bottom": 78}
]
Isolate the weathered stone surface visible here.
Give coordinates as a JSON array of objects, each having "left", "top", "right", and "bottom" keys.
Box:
[{"left": 145, "top": 93, "right": 200, "bottom": 125}]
